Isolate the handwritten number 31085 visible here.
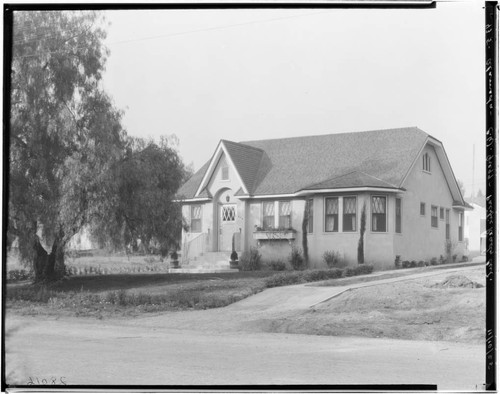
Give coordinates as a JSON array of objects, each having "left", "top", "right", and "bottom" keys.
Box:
[{"left": 27, "top": 377, "right": 66, "bottom": 385}]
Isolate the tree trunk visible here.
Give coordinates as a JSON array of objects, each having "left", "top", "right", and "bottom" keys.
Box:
[
  {"left": 357, "top": 203, "right": 366, "bottom": 264},
  {"left": 302, "top": 201, "right": 309, "bottom": 266},
  {"left": 33, "top": 237, "right": 65, "bottom": 283}
]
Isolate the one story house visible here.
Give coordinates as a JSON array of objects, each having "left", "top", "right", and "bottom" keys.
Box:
[{"left": 176, "top": 127, "right": 471, "bottom": 269}]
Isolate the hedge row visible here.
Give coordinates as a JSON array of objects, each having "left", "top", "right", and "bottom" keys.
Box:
[{"left": 265, "top": 264, "right": 374, "bottom": 288}]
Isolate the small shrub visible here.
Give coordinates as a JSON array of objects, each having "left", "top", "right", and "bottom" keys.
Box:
[
  {"left": 239, "top": 247, "right": 262, "bottom": 271},
  {"left": 289, "top": 247, "right": 306, "bottom": 271},
  {"left": 345, "top": 264, "right": 374, "bottom": 277},
  {"left": 394, "top": 255, "right": 402, "bottom": 269},
  {"left": 265, "top": 272, "right": 304, "bottom": 287},
  {"left": 439, "top": 255, "right": 445, "bottom": 265},
  {"left": 402, "top": 260, "right": 410, "bottom": 269},
  {"left": 430, "top": 257, "right": 438, "bottom": 266},
  {"left": 7, "top": 269, "right": 32, "bottom": 282},
  {"left": 230, "top": 250, "right": 238, "bottom": 262},
  {"left": 417, "top": 260, "right": 425, "bottom": 267},
  {"left": 461, "top": 255, "right": 469, "bottom": 262},
  {"left": 410, "top": 260, "right": 417, "bottom": 268},
  {"left": 452, "top": 254, "right": 457, "bottom": 263},
  {"left": 144, "top": 256, "right": 157, "bottom": 264},
  {"left": 323, "top": 250, "right": 342, "bottom": 268},
  {"left": 266, "top": 260, "right": 287, "bottom": 271},
  {"left": 170, "top": 251, "right": 178, "bottom": 261},
  {"left": 424, "top": 260, "right": 430, "bottom": 267}
]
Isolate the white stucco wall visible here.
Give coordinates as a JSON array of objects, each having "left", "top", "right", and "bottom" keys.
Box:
[
  {"left": 181, "top": 152, "right": 246, "bottom": 254},
  {"left": 394, "top": 144, "right": 467, "bottom": 262}
]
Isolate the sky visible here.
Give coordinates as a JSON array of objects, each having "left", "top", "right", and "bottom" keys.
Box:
[{"left": 100, "top": 2, "right": 486, "bottom": 198}]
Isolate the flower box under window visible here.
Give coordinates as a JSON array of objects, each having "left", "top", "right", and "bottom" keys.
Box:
[{"left": 253, "top": 228, "right": 296, "bottom": 240}]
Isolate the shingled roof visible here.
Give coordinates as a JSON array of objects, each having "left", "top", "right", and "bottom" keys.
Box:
[{"left": 177, "top": 127, "right": 429, "bottom": 199}]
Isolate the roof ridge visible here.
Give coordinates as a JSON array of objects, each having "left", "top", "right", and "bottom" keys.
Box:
[
  {"left": 357, "top": 170, "right": 399, "bottom": 188},
  {"left": 241, "top": 126, "right": 425, "bottom": 145},
  {"left": 222, "top": 139, "right": 265, "bottom": 153}
]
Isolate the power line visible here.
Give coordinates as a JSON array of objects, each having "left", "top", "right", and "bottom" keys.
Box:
[
  {"left": 106, "top": 10, "right": 333, "bottom": 47},
  {"left": 12, "top": 10, "right": 332, "bottom": 60}
]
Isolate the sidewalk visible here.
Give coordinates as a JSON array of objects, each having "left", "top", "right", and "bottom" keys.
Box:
[{"left": 226, "top": 261, "right": 484, "bottom": 313}]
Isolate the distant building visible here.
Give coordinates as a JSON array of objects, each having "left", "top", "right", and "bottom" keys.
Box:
[{"left": 465, "top": 198, "right": 486, "bottom": 253}]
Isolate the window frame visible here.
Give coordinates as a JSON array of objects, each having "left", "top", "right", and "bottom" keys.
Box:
[
  {"left": 278, "top": 200, "right": 292, "bottom": 229},
  {"left": 221, "top": 204, "right": 236, "bottom": 223},
  {"left": 324, "top": 197, "right": 339, "bottom": 233},
  {"left": 420, "top": 202, "right": 426, "bottom": 216},
  {"left": 262, "top": 201, "right": 275, "bottom": 230},
  {"left": 445, "top": 209, "right": 450, "bottom": 240},
  {"left": 439, "top": 207, "right": 444, "bottom": 220},
  {"left": 431, "top": 205, "right": 438, "bottom": 228},
  {"left": 342, "top": 196, "right": 357, "bottom": 232},
  {"left": 371, "top": 195, "right": 387, "bottom": 233},
  {"left": 395, "top": 198, "right": 402, "bottom": 234},
  {"left": 221, "top": 164, "right": 229, "bottom": 181},
  {"left": 190, "top": 205, "right": 203, "bottom": 233},
  {"left": 422, "top": 152, "right": 431, "bottom": 173},
  {"left": 458, "top": 211, "right": 464, "bottom": 241}
]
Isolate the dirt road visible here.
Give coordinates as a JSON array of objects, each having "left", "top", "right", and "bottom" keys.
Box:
[{"left": 5, "top": 315, "right": 483, "bottom": 389}]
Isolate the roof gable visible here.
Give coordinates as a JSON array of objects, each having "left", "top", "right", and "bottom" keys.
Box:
[{"left": 221, "top": 140, "right": 264, "bottom": 195}]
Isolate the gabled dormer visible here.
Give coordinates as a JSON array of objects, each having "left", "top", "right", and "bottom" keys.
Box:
[{"left": 194, "top": 140, "right": 265, "bottom": 199}]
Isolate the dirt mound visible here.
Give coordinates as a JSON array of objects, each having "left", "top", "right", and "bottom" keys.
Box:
[{"left": 431, "top": 275, "right": 483, "bottom": 289}]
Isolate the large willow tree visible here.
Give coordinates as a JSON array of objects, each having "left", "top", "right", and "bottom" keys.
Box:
[{"left": 8, "top": 11, "right": 186, "bottom": 282}]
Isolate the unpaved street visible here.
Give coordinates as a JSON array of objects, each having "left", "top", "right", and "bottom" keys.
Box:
[
  {"left": 6, "top": 315, "right": 483, "bottom": 389},
  {"left": 5, "top": 265, "right": 485, "bottom": 389}
]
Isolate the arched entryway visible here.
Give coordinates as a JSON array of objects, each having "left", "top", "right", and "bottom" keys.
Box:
[{"left": 213, "top": 188, "right": 239, "bottom": 252}]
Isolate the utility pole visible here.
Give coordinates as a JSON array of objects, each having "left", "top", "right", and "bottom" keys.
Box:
[{"left": 472, "top": 143, "right": 475, "bottom": 198}]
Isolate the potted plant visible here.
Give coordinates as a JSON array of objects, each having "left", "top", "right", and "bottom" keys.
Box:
[
  {"left": 170, "top": 251, "right": 180, "bottom": 269},
  {"left": 394, "top": 255, "right": 402, "bottom": 269},
  {"left": 230, "top": 250, "right": 239, "bottom": 269},
  {"left": 229, "top": 234, "right": 239, "bottom": 269}
]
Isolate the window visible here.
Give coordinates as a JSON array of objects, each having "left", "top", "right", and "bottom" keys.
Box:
[
  {"left": 307, "top": 199, "right": 314, "bottom": 233},
  {"left": 431, "top": 205, "right": 438, "bottom": 228},
  {"left": 279, "top": 201, "right": 291, "bottom": 229},
  {"left": 445, "top": 209, "right": 450, "bottom": 240},
  {"left": 420, "top": 202, "right": 426, "bottom": 216},
  {"left": 191, "top": 205, "right": 202, "bottom": 233},
  {"left": 221, "top": 165, "right": 229, "bottom": 180},
  {"left": 422, "top": 152, "right": 431, "bottom": 172},
  {"left": 343, "top": 197, "right": 357, "bottom": 232},
  {"left": 221, "top": 205, "right": 236, "bottom": 222},
  {"left": 458, "top": 212, "right": 464, "bottom": 241},
  {"left": 440, "top": 207, "right": 444, "bottom": 220},
  {"left": 325, "top": 197, "right": 339, "bottom": 232},
  {"left": 395, "top": 198, "right": 402, "bottom": 234},
  {"left": 371, "top": 196, "right": 387, "bottom": 232},
  {"left": 263, "top": 202, "right": 275, "bottom": 229}
]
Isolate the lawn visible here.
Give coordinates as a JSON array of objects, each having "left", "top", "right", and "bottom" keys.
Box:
[
  {"left": 6, "top": 271, "right": 273, "bottom": 318},
  {"left": 6, "top": 255, "right": 376, "bottom": 318}
]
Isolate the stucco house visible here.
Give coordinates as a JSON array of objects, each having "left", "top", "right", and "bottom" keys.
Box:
[{"left": 176, "top": 127, "right": 471, "bottom": 269}]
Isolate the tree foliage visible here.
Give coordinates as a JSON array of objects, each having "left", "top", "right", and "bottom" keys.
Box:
[
  {"left": 8, "top": 11, "right": 187, "bottom": 282},
  {"left": 91, "top": 136, "right": 188, "bottom": 256}
]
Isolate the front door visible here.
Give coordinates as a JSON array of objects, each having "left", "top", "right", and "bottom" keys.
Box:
[{"left": 219, "top": 204, "right": 238, "bottom": 251}]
